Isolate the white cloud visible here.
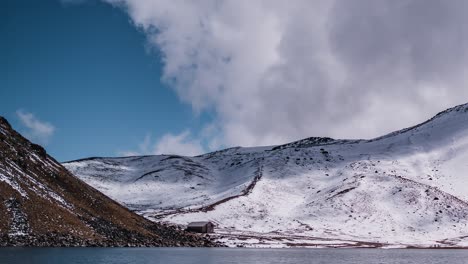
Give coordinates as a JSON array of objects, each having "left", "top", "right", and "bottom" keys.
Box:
[
  {"left": 118, "top": 150, "right": 141, "bottom": 157},
  {"left": 119, "top": 131, "right": 205, "bottom": 157},
  {"left": 16, "top": 110, "right": 55, "bottom": 145},
  {"left": 107, "top": 0, "right": 468, "bottom": 147},
  {"left": 153, "top": 131, "right": 205, "bottom": 156}
]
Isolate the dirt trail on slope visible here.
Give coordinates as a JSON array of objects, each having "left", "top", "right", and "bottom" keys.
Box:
[
  {"left": 152, "top": 163, "right": 264, "bottom": 219},
  {"left": 200, "top": 164, "right": 263, "bottom": 212}
]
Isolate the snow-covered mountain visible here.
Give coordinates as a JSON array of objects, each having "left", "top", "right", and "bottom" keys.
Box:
[
  {"left": 64, "top": 103, "right": 468, "bottom": 248},
  {"left": 0, "top": 117, "right": 214, "bottom": 247}
]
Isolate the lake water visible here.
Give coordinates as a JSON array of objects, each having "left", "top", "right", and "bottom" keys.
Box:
[{"left": 0, "top": 248, "right": 467, "bottom": 264}]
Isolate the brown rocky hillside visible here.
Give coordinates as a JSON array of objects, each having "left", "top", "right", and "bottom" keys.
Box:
[{"left": 0, "top": 116, "right": 215, "bottom": 247}]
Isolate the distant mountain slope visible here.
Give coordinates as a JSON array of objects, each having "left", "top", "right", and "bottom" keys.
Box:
[
  {"left": 64, "top": 103, "right": 468, "bottom": 248},
  {"left": 0, "top": 117, "right": 214, "bottom": 247}
]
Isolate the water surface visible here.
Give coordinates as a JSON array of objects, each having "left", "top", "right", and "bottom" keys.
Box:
[{"left": 0, "top": 248, "right": 467, "bottom": 264}]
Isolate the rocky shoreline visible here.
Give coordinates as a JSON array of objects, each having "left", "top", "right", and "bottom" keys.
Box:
[{"left": 1, "top": 227, "right": 222, "bottom": 247}]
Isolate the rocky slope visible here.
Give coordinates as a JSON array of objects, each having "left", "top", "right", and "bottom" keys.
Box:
[
  {"left": 64, "top": 103, "right": 468, "bottom": 248},
  {"left": 0, "top": 117, "right": 216, "bottom": 247}
]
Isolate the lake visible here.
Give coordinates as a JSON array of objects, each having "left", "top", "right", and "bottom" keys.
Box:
[{"left": 0, "top": 248, "right": 467, "bottom": 264}]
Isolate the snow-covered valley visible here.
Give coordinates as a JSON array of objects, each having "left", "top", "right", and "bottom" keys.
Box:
[{"left": 64, "top": 103, "right": 468, "bottom": 248}]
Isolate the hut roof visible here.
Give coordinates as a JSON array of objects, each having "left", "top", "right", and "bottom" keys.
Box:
[{"left": 187, "top": 221, "right": 211, "bottom": 227}]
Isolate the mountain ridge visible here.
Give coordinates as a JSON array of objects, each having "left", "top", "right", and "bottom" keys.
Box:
[{"left": 65, "top": 103, "right": 468, "bottom": 248}]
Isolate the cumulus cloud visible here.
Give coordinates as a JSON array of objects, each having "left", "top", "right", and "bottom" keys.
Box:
[
  {"left": 119, "top": 131, "right": 205, "bottom": 157},
  {"left": 16, "top": 110, "right": 55, "bottom": 145},
  {"left": 107, "top": 0, "right": 468, "bottom": 147}
]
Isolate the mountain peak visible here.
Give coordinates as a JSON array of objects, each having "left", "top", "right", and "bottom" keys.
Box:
[
  {"left": 434, "top": 102, "right": 468, "bottom": 117},
  {"left": 0, "top": 116, "right": 11, "bottom": 128}
]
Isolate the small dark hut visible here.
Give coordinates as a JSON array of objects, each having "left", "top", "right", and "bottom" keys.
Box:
[{"left": 186, "top": 221, "right": 214, "bottom": 233}]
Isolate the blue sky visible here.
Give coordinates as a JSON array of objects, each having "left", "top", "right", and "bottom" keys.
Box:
[
  {"left": 3, "top": 0, "right": 468, "bottom": 161},
  {"left": 2, "top": 0, "right": 209, "bottom": 161}
]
